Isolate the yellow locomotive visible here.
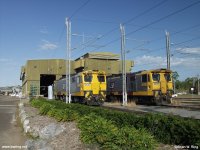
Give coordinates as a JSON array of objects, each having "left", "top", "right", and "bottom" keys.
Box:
[
  {"left": 54, "top": 70, "right": 106, "bottom": 105},
  {"left": 107, "top": 69, "right": 173, "bottom": 105}
]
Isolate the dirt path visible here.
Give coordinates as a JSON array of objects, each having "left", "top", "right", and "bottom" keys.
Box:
[{"left": 0, "top": 95, "right": 27, "bottom": 149}]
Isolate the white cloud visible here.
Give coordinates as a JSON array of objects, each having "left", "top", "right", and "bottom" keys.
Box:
[
  {"left": 39, "top": 40, "right": 58, "bottom": 50},
  {"left": 135, "top": 55, "right": 200, "bottom": 68},
  {"left": 135, "top": 55, "right": 166, "bottom": 67},
  {"left": 176, "top": 47, "right": 200, "bottom": 55},
  {"left": 172, "top": 57, "right": 200, "bottom": 67}
]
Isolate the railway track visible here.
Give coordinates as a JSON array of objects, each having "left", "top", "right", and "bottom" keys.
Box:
[
  {"left": 171, "top": 97, "right": 200, "bottom": 110},
  {"left": 102, "top": 102, "right": 200, "bottom": 119}
]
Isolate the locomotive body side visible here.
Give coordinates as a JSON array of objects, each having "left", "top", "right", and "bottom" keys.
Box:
[{"left": 107, "top": 69, "right": 173, "bottom": 105}]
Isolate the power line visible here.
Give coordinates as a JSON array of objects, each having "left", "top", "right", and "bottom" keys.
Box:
[
  {"left": 69, "top": 0, "right": 91, "bottom": 19},
  {"left": 126, "top": 1, "right": 200, "bottom": 37},
  {"left": 73, "top": 0, "right": 168, "bottom": 25},
  {"left": 121, "top": 22, "right": 200, "bottom": 53},
  {"left": 172, "top": 43, "right": 200, "bottom": 56},
  {"left": 172, "top": 36, "right": 200, "bottom": 47},
  {"left": 149, "top": 23, "right": 200, "bottom": 43},
  {"left": 72, "top": 0, "right": 169, "bottom": 54},
  {"left": 125, "top": 0, "right": 169, "bottom": 24},
  {"left": 88, "top": 1, "right": 200, "bottom": 53},
  {"left": 51, "top": 0, "right": 91, "bottom": 58},
  {"left": 73, "top": 18, "right": 120, "bottom": 24},
  {"left": 132, "top": 35, "right": 200, "bottom": 58}
]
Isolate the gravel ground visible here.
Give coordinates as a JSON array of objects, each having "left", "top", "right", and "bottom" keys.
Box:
[
  {"left": 24, "top": 104, "right": 88, "bottom": 150},
  {"left": 103, "top": 102, "right": 200, "bottom": 119}
]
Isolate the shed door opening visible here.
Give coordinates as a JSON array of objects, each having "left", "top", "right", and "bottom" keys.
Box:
[{"left": 40, "top": 74, "right": 56, "bottom": 97}]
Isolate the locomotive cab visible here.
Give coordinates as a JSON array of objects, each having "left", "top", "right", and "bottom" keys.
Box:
[
  {"left": 150, "top": 69, "right": 173, "bottom": 105},
  {"left": 54, "top": 70, "right": 106, "bottom": 105},
  {"left": 82, "top": 71, "right": 106, "bottom": 105}
]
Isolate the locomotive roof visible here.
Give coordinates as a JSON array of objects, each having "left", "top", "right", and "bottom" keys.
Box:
[
  {"left": 136, "top": 68, "right": 172, "bottom": 74},
  {"left": 81, "top": 70, "right": 106, "bottom": 75},
  {"left": 56, "top": 70, "right": 106, "bottom": 81}
]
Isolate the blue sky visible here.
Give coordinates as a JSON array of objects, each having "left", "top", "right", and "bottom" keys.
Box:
[{"left": 0, "top": 0, "right": 200, "bottom": 86}]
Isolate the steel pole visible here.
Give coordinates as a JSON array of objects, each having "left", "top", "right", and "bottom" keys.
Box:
[
  {"left": 120, "top": 24, "right": 127, "bottom": 106},
  {"left": 65, "top": 18, "right": 71, "bottom": 103},
  {"left": 65, "top": 18, "right": 69, "bottom": 103},
  {"left": 198, "top": 74, "right": 200, "bottom": 95},
  {"left": 69, "top": 20, "right": 71, "bottom": 103},
  {"left": 165, "top": 31, "right": 170, "bottom": 70}
]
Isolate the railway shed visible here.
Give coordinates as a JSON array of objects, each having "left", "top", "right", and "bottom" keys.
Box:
[
  {"left": 20, "top": 52, "right": 134, "bottom": 97},
  {"left": 20, "top": 59, "right": 71, "bottom": 97}
]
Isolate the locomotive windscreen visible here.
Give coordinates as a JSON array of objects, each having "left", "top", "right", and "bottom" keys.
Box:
[
  {"left": 98, "top": 75, "right": 105, "bottom": 82},
  {"left": 84, "top": 74, "right": 92, "bottom": 82},
  {"left": 152, "top": 73, "right": 160, "bottom": 82}
]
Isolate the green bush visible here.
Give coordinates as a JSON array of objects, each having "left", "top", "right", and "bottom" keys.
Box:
[
  {"left": 78, "top": 113, "right": 118, "bottom": 145},
  {"left": 46, "top": 108, "right": 78, "bottom": 122},
  {"left": 30, "top": 99, "right": 200, "bottom": 147},
  {"left": 53, "top": 109, "right": 65, "bottom": 122},
  {"left": 39, "top": 103, "right": 54, "bottom": 115},
  {"left": 30, "top": 99, "right": 45, "bottom": 108},
  {"left": 78, "top": 113, "right": 157, "bottom": 150},
  {"left": 47, "top": 108, "right": 56, "bottom": 117},
  {"left": 116, "top": 127, "right": 157, "bottom": 150},
  {"left": 62, "top": 109, "right": 79, "bottom": 121}
]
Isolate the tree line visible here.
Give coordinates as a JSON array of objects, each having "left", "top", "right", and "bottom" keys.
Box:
[{"left": 173, "top": 72, "right": 199, "bottom": 94}]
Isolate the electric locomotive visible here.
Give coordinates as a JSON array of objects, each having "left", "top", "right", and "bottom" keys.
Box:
[
  {"left": 54, "top": 70, "right": 106, "bottom": 105},
  {"left": 107, "top": 68, "right": 173, "bottom": 105}
]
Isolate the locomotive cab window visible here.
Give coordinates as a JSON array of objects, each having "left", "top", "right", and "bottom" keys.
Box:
[
  {"left": 164, "top": 73, "right": 171, "bottom": 81},
  {"left": 142, "top": 74, "right": 149, "bottom": 82},
  {"left": 84, "top": 74, "right": 92, "bottom": 82},
  {"left": 97, "top": 75, "right": 105, "bottom": 82},
  {"left": 152, "top": 73, "right": 160, "bottom": 82}
]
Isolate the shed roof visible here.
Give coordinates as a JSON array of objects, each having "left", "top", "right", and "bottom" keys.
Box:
[{"left": 75, "top": 52, "right": 120, "bottom": 60}]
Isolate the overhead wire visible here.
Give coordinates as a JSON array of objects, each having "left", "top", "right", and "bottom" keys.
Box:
[
  {"left": 87, "top": 0, "right": 200, "bottom": 54},
  {"left": 130, "top": 28, "right": 200, "bottom": 58},
  {"left": 126, "top": 0, "right": 200, "bottom": 37},
  {"left": 51, "top": 0, "right": 91, "bottom": 58},
  {"left": 118, "top": 22, "right": 200, "bottom": 58},
  {"left": 69, "top": 0, "right": 91, "bottom": 19},
  {"left": 72, "top": 0, "right": 169, "bottom": 55}
]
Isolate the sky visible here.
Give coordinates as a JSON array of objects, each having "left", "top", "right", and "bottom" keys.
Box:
[{"left": 0, "top": 0, "right": 200, "bottom": 86}]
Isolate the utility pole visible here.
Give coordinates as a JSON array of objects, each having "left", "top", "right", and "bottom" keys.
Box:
[
  {"left": 198, "top": 74, "right": 200, "bottom": 95},
  {"left": 120, "top": 24, "right": 127, "bottom": 106},
  {"left": 65, "top": 18, "right": 71, "bottom": 103},
  {"left": 166, "top": 31, "right": 170, "bottom": 70}
]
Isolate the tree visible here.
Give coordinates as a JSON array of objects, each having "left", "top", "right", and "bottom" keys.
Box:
[{"left": 172, "top": 71, "right": 179, "bottom": 93}]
